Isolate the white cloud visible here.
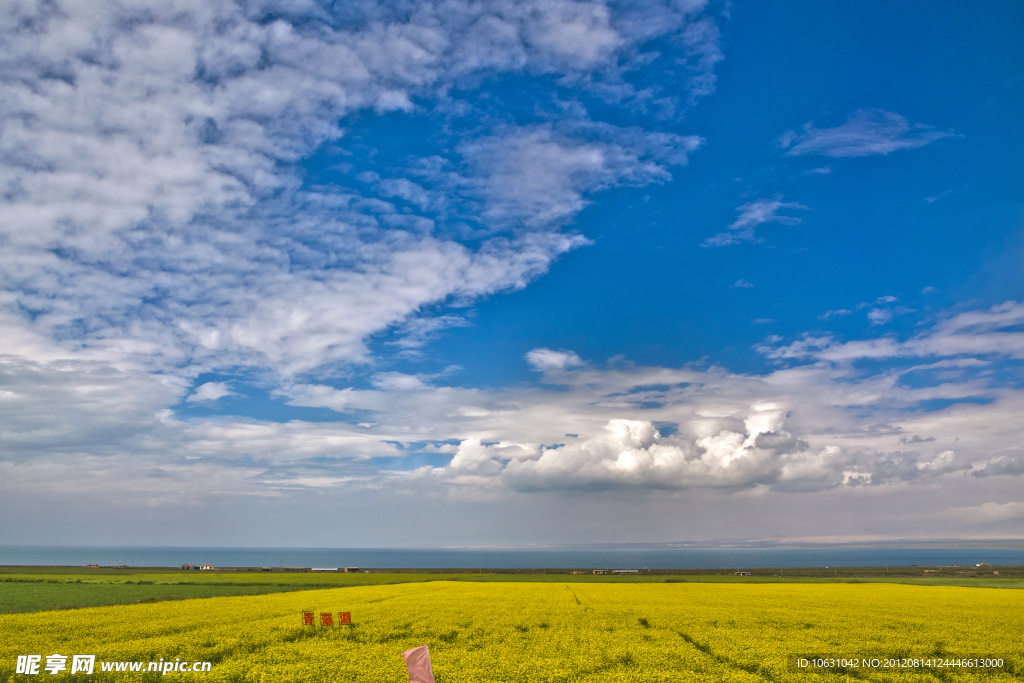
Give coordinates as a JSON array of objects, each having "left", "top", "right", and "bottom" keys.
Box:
[
  {"left": 459, "top": 124, "right": 701, "bottom": 229},
  {"left": 675, "top": 16, "right": 724, "bottom": 100},
  {"left": 519, "top": 1, "right": 623, "bottom": 69},
  {"left": 0, "top": 0, "right": 718, "bottom": 380},
  {"left": 819, "top": 309, "right": 851, "bottom": 321},
  {"left": 268, "top": 302, "right": 1024, "bottom": 496},
  {"left": 703, "top": 197, "right": 808, "bottom": 247},
  {"left": 186, "top": 382, "right": 235, "bottom": 402},
  {"left": 4, "top": 4, "right": 1018, "bottom": 545},
  {"left": 1, "top": 301, "right": 1023, "bottom": 544},
  {"left": 526, "top": 348, "right": 585, "bottom": 371},
  {"left": 867, "top": 308, "right": 892, "bottom": 325},
  {"left": 766, "top": 301, "right": 1024, "bottom": 362},
  {"left": 370, "top": 372, "right": 433, "bottom": 392},
  {"left": 388, "top": 315, "right": 472, "bottom": 351},
  {"left": 448, "top": 438, "right": 537, "bottom": 474},
  {"left": 375, "top": 177, "right": 445, "bottom": 212},
  {"left": 779, "top": 109, "right": 952, "bottom": 158},
  {"left": 488, "top": 407, "right": 972, "bottom": 494},
  {"left": 732, "top": 279, "right": 754, "bottom": 288}
]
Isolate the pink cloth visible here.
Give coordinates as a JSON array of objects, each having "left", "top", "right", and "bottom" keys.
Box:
[{"left": 402, "top": 645, "right": 435, "bottom": 683}]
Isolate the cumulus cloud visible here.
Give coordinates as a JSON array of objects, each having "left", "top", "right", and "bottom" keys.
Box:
[
  {"left": 186, "top": 382, "right": 235, "bottom": 402},
  {"left": 470, "top": 411, "right": 971, "bottom": 494},
  {"left": 703, "top": 197, "right": 808, "bottom": 247},
  {"left": 971, "top": 455, "right": 1024, "bottom": 478},
  {"left": 449, "top": 438, "right": 537, "bottom": 474},
  {"left": 255, "top": 302, "right": 1024, "bottom": 497},
  {"left": 526, "top": 348, "right": 585, "bottom": 371},
  {"left": 779, "top": 109, "right": 952, "bottom": 158}
]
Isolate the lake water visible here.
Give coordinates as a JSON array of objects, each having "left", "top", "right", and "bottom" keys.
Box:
[{"left": 2, "top": 545, "right": 1022, "bottom": 569}]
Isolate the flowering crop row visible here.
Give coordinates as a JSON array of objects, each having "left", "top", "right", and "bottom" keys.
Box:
[{"left": 1, "top": 581, "right": 1021, "bottom": 681}]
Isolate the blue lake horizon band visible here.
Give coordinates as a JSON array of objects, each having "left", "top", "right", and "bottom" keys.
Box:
[{"left": 3, "top": 545, "right": 1022, "bottom": 570}]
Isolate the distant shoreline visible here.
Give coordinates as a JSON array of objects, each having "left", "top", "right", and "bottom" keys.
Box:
[
  {"left": 3, "top": 564, "right": 1022, "bottom": 578},
  {"left": 4, "top": 539, "right": 1024, "bottom": 550},
  {"left": 3, "top": 545, "right": 1024, "bottom": 570},
  {"left": 534, "top": 540, "right": 1024, "bottom": 550}
]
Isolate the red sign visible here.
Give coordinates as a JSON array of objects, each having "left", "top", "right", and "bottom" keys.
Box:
[
  {"left": 302, "top": 612, "right": 314, "bottom": 626},
  {"left": 339, "top": 612, "right": 351, "bottom": 625},
  {"left": 320, "top": 613, "right": 333, "bottom": 627}
]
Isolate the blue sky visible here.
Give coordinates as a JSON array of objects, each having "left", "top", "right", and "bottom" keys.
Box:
[{"left": 1, "top": 0, "right": 1022, "bottom": 547}]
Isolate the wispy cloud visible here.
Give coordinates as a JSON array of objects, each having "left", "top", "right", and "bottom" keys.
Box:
[
  {"left": 703, "top": 197, "right": 808, "bottom": 247},
  {"left": 0, "top": 0, "right": 721, "bottom": 380},
  {"left": 387, "top": 316, "right": 472, "bottom": 351},
  {"left": 762, "top": 301, "right": 1024, "bottom": 362},
  {"left": 819, "top": 309, "right": 852, "bottom": 321},
  {"left": 779, "top": 109, "right": 952, "bottom": 158},
  {"left": 867, "top": 309, "right": 893, "bottom": 325},
  {"left": 459, "top": 124, "right": 702, "bottom": 229},
  {"left": 925, "top": 183, "right": 970, "bottom": 203}
]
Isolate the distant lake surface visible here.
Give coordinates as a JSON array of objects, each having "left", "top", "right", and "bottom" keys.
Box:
[{"left": 2, "top": 545, "right": 1022, "bottom": 569}]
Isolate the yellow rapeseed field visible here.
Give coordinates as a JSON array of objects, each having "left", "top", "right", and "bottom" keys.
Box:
[{"left": 2, "top": 581, "right": 1021, "bottom": 682}]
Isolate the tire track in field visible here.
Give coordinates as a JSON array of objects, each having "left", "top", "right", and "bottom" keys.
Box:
[{"left": 676, "top": 631, "right": 866, "bottom": 683}]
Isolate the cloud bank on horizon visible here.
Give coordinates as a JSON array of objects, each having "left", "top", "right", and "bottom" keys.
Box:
[{"left": 1, "top": 0, "right": 1022, "bottom": 546}]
